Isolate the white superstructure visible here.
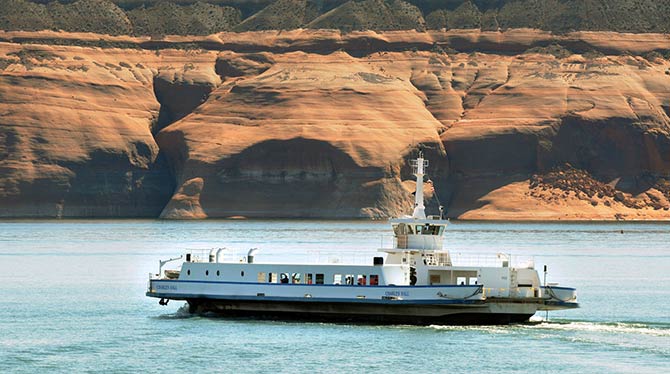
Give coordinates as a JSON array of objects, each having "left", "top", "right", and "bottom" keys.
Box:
[{"left": 147, "top": 152, "right": 578, "bottom": 324}]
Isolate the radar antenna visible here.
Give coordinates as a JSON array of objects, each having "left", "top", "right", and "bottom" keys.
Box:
[{"left": 411, "top": 150, "right": 428, "bottom": 219}]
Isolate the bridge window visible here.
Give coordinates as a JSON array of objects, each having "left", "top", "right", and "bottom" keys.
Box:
[
  {"left": 316, "top": 273, "right": 324, "bottom": 284},
  {"left": 393, "top": 224, "right": 412, "bottom": 235},
  {"left": 280, "top": 273, "right": 289, "bottom": 284},
  {"left": 257, "top": 272, "right": 266, "bottom": 282},
  {"left": 306, "top": 274, "right": 313, "bottom": 284},
  {"left": 345, "top": 274, "right": 355, "bottom": 285},
  {"left": 369, "top": 274, "right": 379, "bottom": 286},
  {"left": 291, "top": 273, "right": 302, "bottom": 284},
  {"left": 418, "top": 224, "right": 440, "bottom": 235},
  {"left": 269, "top": 273, "right": 278, "bottom": 283},
  {"left": 333, "top": 274, "right": 342, "bottom": 285}
]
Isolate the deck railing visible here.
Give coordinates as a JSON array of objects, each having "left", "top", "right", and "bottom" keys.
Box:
[
  {"left": 449, "top": 253, "right": 535, "bottom": 269},
  {"left": 177, "top": 247, "right": 535, "bottom": 269},
  {"left": 180, "top": 248, "right": 378, "bottom": 266}
]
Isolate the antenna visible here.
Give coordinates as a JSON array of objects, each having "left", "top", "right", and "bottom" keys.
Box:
[{"left": 411, "top": 151, "right": 428, "bottom": 219}]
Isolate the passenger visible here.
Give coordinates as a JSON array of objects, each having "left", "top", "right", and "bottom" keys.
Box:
[
  {"left": 280, "top": 274, "right": 289, "bottom": 284},
  {"left": 357, "top": 277, "right": 366, "bottom": 286}
]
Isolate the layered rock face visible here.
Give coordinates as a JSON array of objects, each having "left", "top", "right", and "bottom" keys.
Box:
[
  {"left": 157, "top": 50, "right": 442, "bottom": 218},
  {"left": 1, "top": 29, "right": 670, "bottom": 219},
  {"left": 0, "top": 44, "right": 220, "bottom": 217}
]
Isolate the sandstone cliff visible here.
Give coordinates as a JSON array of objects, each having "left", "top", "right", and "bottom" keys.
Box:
[{"left": 1, "top": 29, "right": 669, "bottom": 219}]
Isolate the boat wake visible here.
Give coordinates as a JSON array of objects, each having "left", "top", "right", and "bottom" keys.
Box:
[
  {"left": 525, "top": 320, "right": 670, "bottom": 337},
  {"left": 153, "top": 303, "right": 195, "bottom": 319},
  {"left": 428, "top": 319, "right": 669, "bottom": 337},
  {"left": 428, "top": 318, "right": 670, "bottom": 358}
]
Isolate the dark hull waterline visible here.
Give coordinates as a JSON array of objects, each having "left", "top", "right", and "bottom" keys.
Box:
[{"left": 186, "top": 298, "right": 535, "bottom": 325}]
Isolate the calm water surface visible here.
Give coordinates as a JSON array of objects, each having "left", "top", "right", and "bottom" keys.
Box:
[{"left": 0, "top": 220, "right": 668, "bottom": 373}]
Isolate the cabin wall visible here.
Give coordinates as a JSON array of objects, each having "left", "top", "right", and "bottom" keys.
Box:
[
  {"left": 406, "top": 235, "right": 443, "bottom": 250},
  {"left": 178, "top": 262, "right": 408, "bottom": 286},
  {"left": 479, "top": 267, "right": 511, "bottom": 297}
]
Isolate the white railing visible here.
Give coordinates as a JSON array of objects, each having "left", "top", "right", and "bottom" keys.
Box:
[
  {"left": 183, "top": 248, "right": 247, "bottom": 263},
  {"left": 180, "top": 247, "right": 534, "bottom": 269},
  {"left": 182, "top": 247, "right": 377, "bottom": 266},
  {"left": 449, "top": 253, "right": 535, "bottom": 269},
  {"left": 305, "top": 250, "right": 376, "bottom": 265}
]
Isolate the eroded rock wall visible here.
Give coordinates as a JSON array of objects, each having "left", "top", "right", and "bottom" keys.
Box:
[
  {"left": 1, "top": 30, "right": 670, "bottom": 219},
  {"left": 0, "top": 45, "right": 220, "bottom": 217}
]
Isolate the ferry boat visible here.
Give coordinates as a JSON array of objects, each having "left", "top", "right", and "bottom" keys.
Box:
[{"left": 147, "top": 153, "right": 578, "bottom": 325}]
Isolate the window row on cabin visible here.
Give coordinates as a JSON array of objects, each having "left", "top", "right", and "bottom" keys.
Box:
[
  {"left": 393, "top": 224, "right": 445, "bottom": 236},
  {"left": 185, "top": 268, "right": 380, "bottom": 286},
  {"left": 258, "top": 272, "right": 380, "bottom": 286}
]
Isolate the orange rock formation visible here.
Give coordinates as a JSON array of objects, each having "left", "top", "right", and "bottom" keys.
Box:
[{"left": 1, "top": 29, "right": 669, "bottom": 220}]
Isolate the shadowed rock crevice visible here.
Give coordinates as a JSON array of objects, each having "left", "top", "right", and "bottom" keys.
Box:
[
  {"left": 160, "top": 137, "right": 412, "bottom": 218},
  {"left": 152, "top": 75, "right": 214, "bottom": 133},
  {"left": 151, "top": 65, "right": 223, "bottom": 133},
  {"left": 438, "top": 113, "right": 670, "bottom": 218},
  {"left": 539, "top": 116, "right": 670, "bottom": 179},
  {"left": 440, "top": 127, "right": 546, "bottom": 216},
  {"left": 57, "top": 148, "right": 175, "bottom": 217},
  {"left": 215, "top": 52, "right": 275, "bottom": 80},
  {"left": 0, "top": 139, "right": 175, "bottom": 218}
]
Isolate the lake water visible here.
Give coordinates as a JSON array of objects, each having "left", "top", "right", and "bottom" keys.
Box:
[{"left": 0, "top": 220, "right": 668, "bottom": 373}]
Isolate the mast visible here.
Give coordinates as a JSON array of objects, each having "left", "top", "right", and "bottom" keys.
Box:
[{"left": 411, "top": 151, "right": 428, "bottom": 219}]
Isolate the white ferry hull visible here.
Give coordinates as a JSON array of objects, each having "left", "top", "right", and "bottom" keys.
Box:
[{"left": 147, "top": 280, "right": 576, "bottom": 325}]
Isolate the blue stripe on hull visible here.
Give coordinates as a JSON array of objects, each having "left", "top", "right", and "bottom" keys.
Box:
[
  {"left": 146, "top": 292, "right": 484, "bottom": 305},
  {"left": 150, "top": 279, "right": 482, "bottom": 289}
]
